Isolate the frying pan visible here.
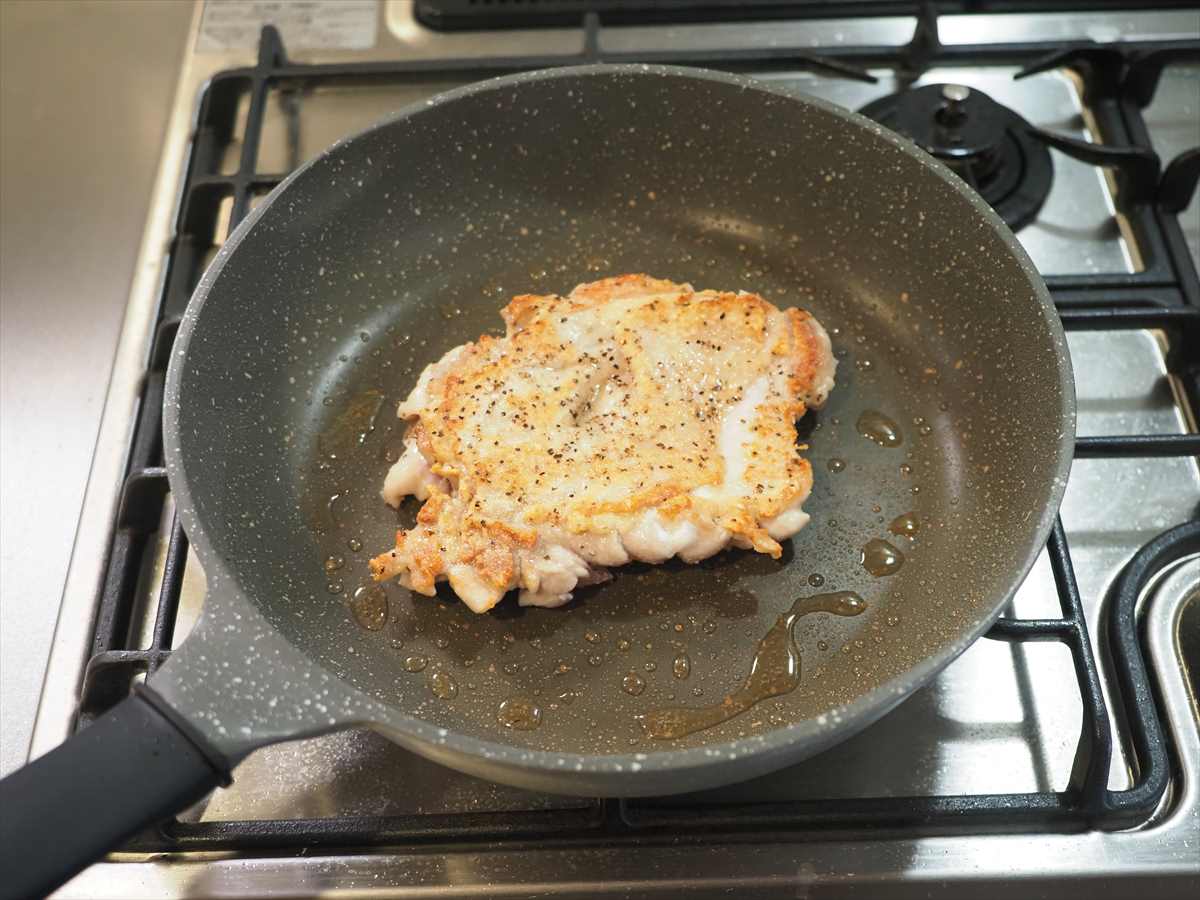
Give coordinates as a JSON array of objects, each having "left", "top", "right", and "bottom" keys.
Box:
[{"left": 0, "top": 65, "right": 1073, "bottom": 898}]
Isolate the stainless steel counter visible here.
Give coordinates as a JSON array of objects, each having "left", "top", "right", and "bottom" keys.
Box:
[{"left": 0, "top": 0, "right": 194, "bottom": 776}]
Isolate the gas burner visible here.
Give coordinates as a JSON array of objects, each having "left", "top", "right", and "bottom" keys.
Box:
[{"left": 859, "top": 84, "right": 1052, "bottom": 231}]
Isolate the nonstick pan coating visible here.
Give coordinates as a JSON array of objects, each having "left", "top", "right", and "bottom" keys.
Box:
[{"left": 162, "top": 65, "right": 1073, "bottom": 790}]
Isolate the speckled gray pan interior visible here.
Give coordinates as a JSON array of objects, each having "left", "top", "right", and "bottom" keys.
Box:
[{"left": 159, "top": 65, "right": 1074, "bottom": 796}]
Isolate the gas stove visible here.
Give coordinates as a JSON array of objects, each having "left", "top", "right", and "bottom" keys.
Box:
[{"left": 33, "top": 3, "right": 1199, "bottom": 897}]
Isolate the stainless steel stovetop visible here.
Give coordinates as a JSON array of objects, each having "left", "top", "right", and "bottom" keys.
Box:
[{"left": 34, "top": 3, "right": 1200, "bottom": 896}]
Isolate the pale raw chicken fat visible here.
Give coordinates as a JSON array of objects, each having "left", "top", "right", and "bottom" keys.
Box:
[{"left": 371, "top": 275, "right": 836, "bottom": 613}]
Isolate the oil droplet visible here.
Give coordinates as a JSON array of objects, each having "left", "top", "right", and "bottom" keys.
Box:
[
  {"left": 498, "top": 698, "right": 543, "bottom": 730},
  {"left": 347, "top": 537, "right": 363, "bottom": 552},
  {"left": 622, "top": 673, "right": 647, "bottom": 696},
  {"left": 857, "top": 410, "right": 903, "bottom": 447},
  {"left": 588, "top": 654, "right": 603, "bottom": 667},
  {"left": 672, "top": 653, "right": 691, "bottom": 679},
  {"left": 584, "top": 630, "right": 600, "bottom": 644},
  {"left": 899, "top": 463, "right": 913, "bottom": 476},
  {"left": 817, "top": 640, "right": 829, "bottom": 651},
  {"left": 827, "top": 458, "right": 846, "bottom": 473},
  {"left": 404, "top": 655, "right": 428, "bottom": 673},
  {"left": 644, "top": 661, "right": 657, "bottom": 673},
  {"left": 327, "top": 492, "right": 346, "bottom": 529},
  {"left": 435, "top": 637, "right": 450, "bottom": 649},
  {"left": 324, "top": 555, "right": 345, "bottom": 574},
  {"left": 326, "top": 581, "right": 345, "bottom": 595},
  {"left": 430, "top": 671, "right": 458, "bottom": 700},
  {"left": 889, "top": 512, "right": 921, "bottom": 537},
  {"left": 673, "top": 622, "right": 685, "bottom": 633},
  {"left": 861, "top": 538, "right": 905, "bottom": 576},
  {"left": 617, "top": 638, "right": 632, "bottom": 651},
  {"left": 918, "top": 424, "right": 933, "bottom": 436},
  {"left": 348, "top": 584, "right": 388, "bottom": 631},
  {"left": 702, "top": 620, "right": 717, "bottom": 635},
  {"left": 807, "top": 573, "right": 825, "bottom": 587},
  {"left": 638, "top": 592, "right": 866, "bottom": 740}
]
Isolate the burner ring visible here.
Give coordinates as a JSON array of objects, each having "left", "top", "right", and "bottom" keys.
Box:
[{"left": 859, "top": 84, "right": 1053, "bottom": 232}]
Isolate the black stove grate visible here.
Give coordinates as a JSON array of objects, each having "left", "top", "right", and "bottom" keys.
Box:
[{"left": 76, "top": 21, "right": 1200, "bottom": 852}]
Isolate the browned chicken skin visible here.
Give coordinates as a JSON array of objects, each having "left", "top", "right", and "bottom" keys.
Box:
[{"left": 371, "top": 275, "right": 836, "bottom": 612}]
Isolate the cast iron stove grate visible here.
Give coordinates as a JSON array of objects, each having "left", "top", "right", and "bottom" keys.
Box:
[{"left": 74, "top": 21, "right": 1200, "bottom": 852}]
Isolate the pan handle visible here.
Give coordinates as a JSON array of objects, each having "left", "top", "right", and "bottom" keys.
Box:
[{"left": 0, "top": 686, "right": 231, "bottom": 900}]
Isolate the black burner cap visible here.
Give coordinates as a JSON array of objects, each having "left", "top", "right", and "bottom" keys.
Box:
[{"left": 859, "top": 84, "right": 1052, "bottom": 232}]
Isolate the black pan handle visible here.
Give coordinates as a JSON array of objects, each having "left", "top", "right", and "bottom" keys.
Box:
[{"left": 0, "top": 687, "right": 232, "bottom": 900}]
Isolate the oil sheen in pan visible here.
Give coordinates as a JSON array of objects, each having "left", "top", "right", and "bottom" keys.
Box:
[
  {"left": 298, "top": 286, "right": 944, "bottom": 754},
  {"left": 638, "top": 591, "right": 866, "bottom": 739}
]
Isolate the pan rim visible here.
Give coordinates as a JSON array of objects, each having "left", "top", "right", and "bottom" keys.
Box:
[{"left": 164, "top": 63, "right": 1075, "bottom": 783}]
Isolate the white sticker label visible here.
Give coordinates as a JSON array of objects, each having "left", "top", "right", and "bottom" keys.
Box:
[{"left": 198, "top": 0, "right": 378, "bottom": 53}]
